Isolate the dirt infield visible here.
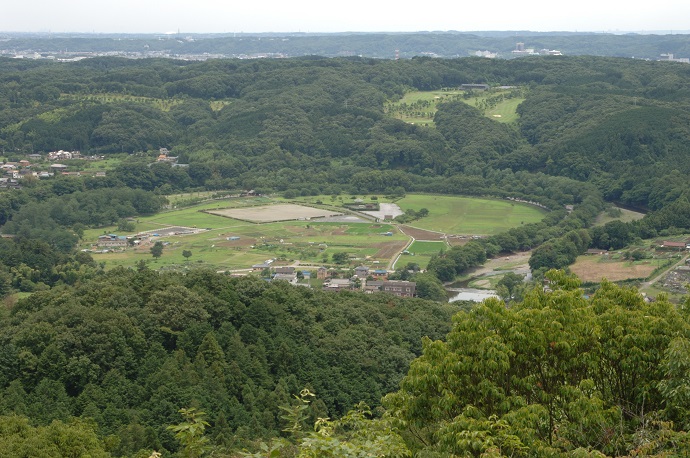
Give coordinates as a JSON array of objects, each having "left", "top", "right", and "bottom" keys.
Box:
[
  {"left": 373, "top": 241, "right": 409, "bottom": 259},
  {"left": 570, "top": 256, "right": 656, "bottom": 282},
  {"left": 399, "top": 225, "right": 445, "bottom": 241},
  {"left": 138, "top": 226, "right": 204, "bottom": 237},
  {"left": 206, "top": 204, "right": 343, "bottom": 223}
]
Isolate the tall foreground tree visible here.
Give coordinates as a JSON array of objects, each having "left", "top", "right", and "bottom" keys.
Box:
[{"left": 384, "top": 270, "right": 690, "bottom": 456}]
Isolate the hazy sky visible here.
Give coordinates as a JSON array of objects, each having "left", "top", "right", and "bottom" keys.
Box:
[{"left": 3, "top": 0, "right": 690, "bottom": 34}]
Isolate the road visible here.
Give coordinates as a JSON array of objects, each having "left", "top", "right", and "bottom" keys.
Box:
[{"left": 638, "top": 253, "right": 689, "bottom": 293}]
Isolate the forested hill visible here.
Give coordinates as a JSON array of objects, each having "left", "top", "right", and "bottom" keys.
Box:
[
  {"left": 4, "top": 48, "right": 690, "bottom": 457},
  {"left": 2, "top": 55, "right": 690, "bottom": 211},
  {"left": 0, "top": 268, "right": 459, "bottom": 455},
  {"left": 4, "top": 31, "right": 690, "bottom": 59}
]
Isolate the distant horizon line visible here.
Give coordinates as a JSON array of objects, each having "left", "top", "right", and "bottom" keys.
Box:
[{"left": 3, "top": 29, "right": 690, "bottom": 36}]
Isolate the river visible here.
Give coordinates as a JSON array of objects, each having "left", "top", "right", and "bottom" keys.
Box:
[{"left": 447, "top": 288, "right": 499, "bottom": 302}]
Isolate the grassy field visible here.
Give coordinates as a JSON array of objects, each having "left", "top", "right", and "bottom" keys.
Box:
[
  {"left": 482, "top": 97, "right": 523, "bottom": 123},
  {"left": 594, "top": 207, "right": 646, "bottom": 226},
  {"left": 396, "top": 194, "right": 547, "bottom": 235},
  {"left": 403, "top": 240, "right": 448, "bottom": 269},
  {"left": 408, "top": 240, "right": 447, "bottom": 255},
  {"left": 386, "top": 88, "right": 525, "bottom": 126},
  {"left": 82, "top": 194, "right": 545, "bottom": 271}
]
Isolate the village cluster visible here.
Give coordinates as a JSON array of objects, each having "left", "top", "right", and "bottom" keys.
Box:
[
  {"left": 0, "top": 150, "right": 107, "bottom": 189},
  {"left": 250, "top": 263, "right": 416, "bottom": 297}
]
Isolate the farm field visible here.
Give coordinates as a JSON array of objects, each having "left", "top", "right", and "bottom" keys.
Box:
[
  {"left": 569, "top": 255, "right": 658, "bottom": 283},
  {"left": 403, "top": 240, "right": 448, "bottom": 269},
  {"left": 81, "top": 194, "right": 546, "bottom": 272},
  {"left": 396, "top": 194, "right": 547, "bottom": 235}
]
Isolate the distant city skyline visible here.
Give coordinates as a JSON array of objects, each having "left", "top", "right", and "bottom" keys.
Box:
[{"left": 3, "top": 0, "right": 690, "bottom": 35}]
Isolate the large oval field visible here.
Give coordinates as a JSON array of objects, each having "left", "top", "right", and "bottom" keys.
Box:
[{"left": 395, "top": 194, "right": 547, "bottom": 235}]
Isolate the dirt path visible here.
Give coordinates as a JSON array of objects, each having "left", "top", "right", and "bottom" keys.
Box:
[
  {"left": 469, "top": 251, "right": 532, "bottom": 277},
  {"left": 639, "top": 254, "right": 689, "bottom": 292}
]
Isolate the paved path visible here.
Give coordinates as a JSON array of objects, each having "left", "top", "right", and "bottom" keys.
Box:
[{"left": 390, "top": 225, "right": 415, "bottom": 271}]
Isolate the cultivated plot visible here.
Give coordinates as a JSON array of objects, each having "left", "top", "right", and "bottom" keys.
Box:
[
  {"left": 570, "top": 256, "right": 657, "bottom": 282},
  {"left": 206, "top": 204, "right": 343, "bottom": 223}
]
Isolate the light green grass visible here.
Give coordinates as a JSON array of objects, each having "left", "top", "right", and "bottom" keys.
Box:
[
  {"left": 82, "top": 194, "right": 544, "bottom": 271},
  {"left": 83, "top": 213, "right": 407, "bottom": 271},
  {"left": 396, "top": 194, "right": 547, "bottom": 235},
  {"left": 408, "top": 240, "right": 447, "bottom": 255},
  {"left": 404, "top": 240, "right": 447, "bottom": 269},
  {"left": 386, "top": 89, "right": 524, "bottom": 126},
  {"left": 594, "top": 207, "right": 646, "bottom": 226},
  {"left": 482, "top": 97, "right": 523, "bottom": 123}
]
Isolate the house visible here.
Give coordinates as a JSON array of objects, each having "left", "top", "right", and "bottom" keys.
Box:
[
  {"left": 272, "top": 273, "right": 298, "bottom": 284},
  {"left": 316, "top": 266, "right": 328, "bottom": 280},
  {"left": 50, "top": 164, "right": 68, "bottom": 172},
  {"left": 47, "top": 150, "right": 74, "bottom": 161},
  {"left": 662, "top": 241, "right": 687, "bottom": 250},
  {"left": 586, "top": 249, "right": 607, "bottom": 255},
  {"left": 364, "top": 280, "right": 384, "bottom": 293},
  {"left": 461, "top": 83, "right": 489, "bottom": 91},
  {"left": 381, "top": 280, "right": 416, "bottom": 297},
  {"left": 0, "top": 178, "right": 21, "bottom": 189},
  {"left": 371, "top": 269, "right": 388, "bottom": 279},
  {"left": 354, "top": 266, "right": 369, "bottom": 278},
  {"left": 97, "top": 234, "right": 128, "bottom": 248},
  {"left": 322, "top": 278, "right": 354, "bottom": 291},
  {"left": 27, "top": 154, "right": 42, "bottom": 161},
  {"left": 274, "top": 266, "right": 295, "bottom": 275},
  {"left": 252, "top": 263, "right": 271, "bottom": 272}
]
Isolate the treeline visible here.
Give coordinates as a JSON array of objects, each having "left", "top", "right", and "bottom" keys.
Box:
[{"left": 0, "top": 268, "right": 459, "bottom": 456}]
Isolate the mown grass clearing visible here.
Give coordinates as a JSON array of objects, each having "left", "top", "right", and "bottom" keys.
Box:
[
  {"left": 594, "top": 207, "right": 646, "bottom": 226},
  {"left": 386, "top": 88, "right": 525, "bottom": 126},
  {"left": 396, "top": 194, "right": 547, "bottom": 235},
  {"left": 403, "top": 240, "right": 447, "bottom": 269},
  {"left": 408, "top": 240, "right": 447, "bottom": 255}
]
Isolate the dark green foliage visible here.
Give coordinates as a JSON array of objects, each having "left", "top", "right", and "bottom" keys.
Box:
[
  {"left": 150, "top": 241, "right": 164, "bottom": 259},
  {"left": 0, "top": 269, "right": 458, "bottom": 454},
  {"left": 385, "top": 272, "right": 690, "bottom": 456}
]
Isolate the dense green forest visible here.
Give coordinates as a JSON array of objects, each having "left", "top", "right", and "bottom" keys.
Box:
[
  {"left": 3, "top": 54, "right": 690, "bottom": 455},
  {"left": 0, "top": 268, "right": 459, "bottom": 456},
  {"left": 4, "top": 54, "right": 690, "bottom": 211},
  {"left": 4, "top": 270, "right": 690, "bottom": 456}
]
